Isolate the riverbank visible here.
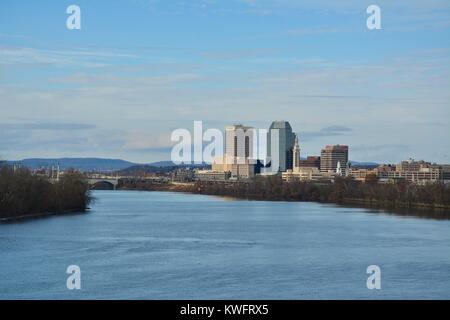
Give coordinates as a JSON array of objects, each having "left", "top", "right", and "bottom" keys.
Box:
[
  {"left": 0, "top": 208, "right": 88, "bottom": 223},
  {"left": 0, "top": 165, "right": 92, "bottom": 221},
  {"left": 118, "top": 178, "right": 450, "bottom": 218}
]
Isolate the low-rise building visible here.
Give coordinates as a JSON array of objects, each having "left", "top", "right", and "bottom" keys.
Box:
[
  {"left": 299, "top": 156, "right": 321, "bottom": 169},
  {"left": 440, "top": 164, "right": 450, "bottom": 184},
  {"left": 231, "top": 163, "right": 255, "bottom": 179},
  {"left": 172, "top": 168, "right": 195, "bottom": 182},
  {"left": 396, "top": 159, "right": 430, "bottom": 172},
  {"left": 195, "top": 170, "right": 231, "bottom": 181},
  {"left": 377, "top": 168, "right": 442, "bottom": 184},
  {"left": 211, "top": 155, "right": 258, "bottom": 180},
  {"left": 376, "top": 159, "right": 445, "bottom": 184},
  {"left": 282, "top": 167, "right": 333, "bottom": 182},
  {"left": 348, "top": 168, "right": 377, "bottom": 182}
]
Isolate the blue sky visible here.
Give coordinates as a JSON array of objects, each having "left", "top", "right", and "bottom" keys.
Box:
[{"left": 0, "top": 0, "right": 449, "bottom": 163}]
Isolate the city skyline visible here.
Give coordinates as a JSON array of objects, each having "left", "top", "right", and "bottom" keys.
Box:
[
  {"left": 2, "top": 118, "right": 445, "bottom": 167},
  {"left": 2, "top": 1, "right": 450, "bottom": 304},
  {"left": 1, "top": 0, "right": 449, "bottom": 163}
]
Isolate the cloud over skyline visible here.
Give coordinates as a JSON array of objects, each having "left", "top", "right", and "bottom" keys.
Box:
[{"left": 0, "top": 0, "right": 449, "bottom": 163}]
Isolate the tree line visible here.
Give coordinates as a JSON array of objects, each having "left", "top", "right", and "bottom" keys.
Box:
[
  {"left": 191, "top": 176, "right": 450, "bottom": 212},
  {"left": 0, "top": 165, "right": 92, "bottom": 219}
]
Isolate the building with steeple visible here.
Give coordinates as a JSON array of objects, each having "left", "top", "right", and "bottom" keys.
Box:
[{"left": 292, "top": 135, "right": 301, "bottom": 172}]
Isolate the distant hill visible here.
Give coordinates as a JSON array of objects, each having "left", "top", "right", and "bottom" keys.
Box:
[
  {"left": 7, "top": 157, "right": 373, "bottom": 172},
  {"left": 118, "top": 165, "right": 174, "bottom": 175},
  {"left": 148, "top": 160, "right": 210, "bottom": 168},
  {"left": 8, "top": 158, "right": 138, "bottom": 172},
  {"left": 7, "top": 158, "right": 211, "bottom": 172},
  {"left": 148, "top": 161, "right": 176, "bottom": 167}
]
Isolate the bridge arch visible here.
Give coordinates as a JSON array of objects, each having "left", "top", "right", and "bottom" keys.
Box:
[
  {"left": 87, "top": 178, "right": 118, "bottom": 190},
  {"left": 90, "top": 180, "right": 115, "bottom": 190}
]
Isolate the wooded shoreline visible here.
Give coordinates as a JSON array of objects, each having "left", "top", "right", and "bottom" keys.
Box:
[
  {"left": 118, "top": 177, "right": 450, "bottom": 219},
  {"left": 0, "top": 166, "right": 92, "bottom": 221},
  {"left": 2, "top": 164, "right": 449, "bottom": 222}
]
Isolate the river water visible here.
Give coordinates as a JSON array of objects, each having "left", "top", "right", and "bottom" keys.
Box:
[{"left": 1, "top": 190, "right": 449, "bottom": 299}]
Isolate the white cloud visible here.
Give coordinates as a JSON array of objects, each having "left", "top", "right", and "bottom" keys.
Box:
[
  {"left": 0, "top": 46, "right": 137, "bottom": 67},
  {"left": 124, "top": 130, "right": 174, "bottom": 150},
  {"left": 1, "top": 39, "right": 449, "bottom": 162}
]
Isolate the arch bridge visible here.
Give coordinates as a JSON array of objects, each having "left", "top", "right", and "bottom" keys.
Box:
[{"left": 86, "top": 177, "right": 119, "bottom": 190}]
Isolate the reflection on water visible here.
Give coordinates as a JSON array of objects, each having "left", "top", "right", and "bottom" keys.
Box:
[
  {"left": 1, "top": 190, "right": 450, "bottom": 299},
  {"left": 333, "top": 203, "right": 450, "bottom": 221}
]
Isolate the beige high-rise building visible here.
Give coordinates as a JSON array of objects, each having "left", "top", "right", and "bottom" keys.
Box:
[
  {"left": 225, "top": 124, "right": 255, "bottom": 162},
  {"left": 210, "top": 124, "right": 256, "bottom": 180}
]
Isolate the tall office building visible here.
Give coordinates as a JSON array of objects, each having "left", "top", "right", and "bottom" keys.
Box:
[
  {"left": 225, "top": 124, "right": 255, "bottom": 163},
  {"left": 320, "top": 145, "right": 349, "bottom": 173},
  {"left": 215, "top": 124, "right": 257, "bottom": 179},
  {"left": 267, "top": 120, "right": 296, "bottom": 172}
]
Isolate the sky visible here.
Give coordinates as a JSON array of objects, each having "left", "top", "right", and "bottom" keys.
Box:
[{"left": 0, "top": 0, "right": 449, "bottom": 164}]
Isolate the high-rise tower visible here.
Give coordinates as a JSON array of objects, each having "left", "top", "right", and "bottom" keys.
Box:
[
  {"left": 225, "top": 124, "right": 254, "bottom": 162},
  {"left": 320, "top": 145, "right": 349, "bottom": 173},
  {"left": 267, "top": 120, "right": 295, "bottom": 172}
]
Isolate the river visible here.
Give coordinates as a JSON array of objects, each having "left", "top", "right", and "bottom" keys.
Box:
[{"left": 1, "top": 190, "right": 449, "bottom": 299}]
